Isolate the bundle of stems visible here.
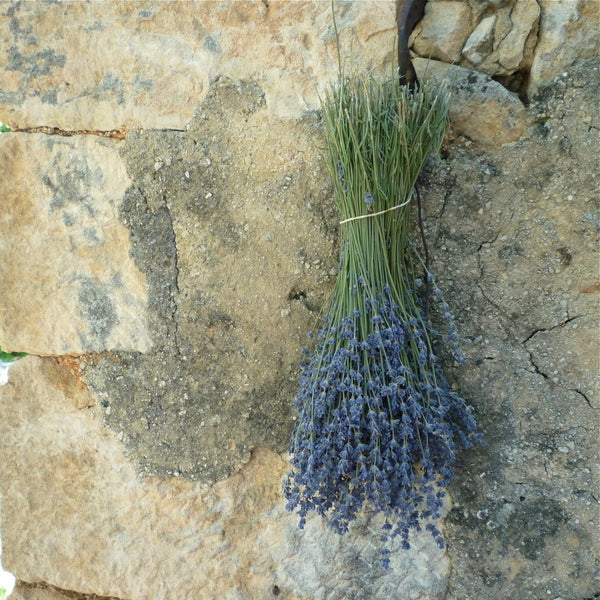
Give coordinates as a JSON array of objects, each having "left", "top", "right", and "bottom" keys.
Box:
[{"left": 284, "top": 75, "right": 481, "bottom": 564}]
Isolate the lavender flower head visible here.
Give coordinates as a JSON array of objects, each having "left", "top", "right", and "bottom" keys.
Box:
[{"left": 284, "top": 285, "right": 481, "bottom": 559}]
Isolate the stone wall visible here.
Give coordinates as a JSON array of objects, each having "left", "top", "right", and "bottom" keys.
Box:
[{"left": 0, "top": 2, "right": 598, "bottom": 599}]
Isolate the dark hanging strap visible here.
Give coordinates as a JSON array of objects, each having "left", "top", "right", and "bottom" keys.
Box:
[
  {"left": 396, "top": 1, "right": 431, "bottom": 313},
  {"left": 396, "top": 0, "right": 427, "bottom": 90}
]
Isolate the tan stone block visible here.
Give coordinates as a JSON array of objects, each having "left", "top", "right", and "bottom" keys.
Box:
[
  {"left": 496, "top": 0, "right": 540, "bottom": 72},
  {"left": 410, "top": 2, "right": 473, "bottom": 63},
  {"left": 414, "top": 58, "right": 529, "bottom": 145},
  {"left": 0, "top": 2, "right": 209, "bottom": 130},
  {"left": 468, "top": 0, "right": 540, "bottom": 76},
  {"left": 0, "top": 357, "right": 450, "bottom": 600},
  {"left": 528, "top": 0, "right": 599, "bottom": 96},
  {"left": 0, "top": 134, "right": 150, "bottom": 355},
  {"left": 462, "top": 15, "right": 497, "bottom": 66},
  {"left": 0, "top": 1, "right": 398, "bottom": 128}
]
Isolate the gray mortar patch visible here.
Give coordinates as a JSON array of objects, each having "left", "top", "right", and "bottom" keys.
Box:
[{"left": 80, "top": 78, "right": 331, "bottom": 483}]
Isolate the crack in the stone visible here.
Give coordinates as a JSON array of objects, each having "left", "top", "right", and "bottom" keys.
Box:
[
  {"left": 474, "top": 235, "right": 511, "bottom": 325},
  {"left": 521, "top": 314, "right": 582, "bottom": 345},
  {"left": 17, "top": 579, "right": 129, "bottom": 600},
  {"left": 521, "top": 327, "right": 545, "bottom": 345},
  {"left": 523, "top": 344, "right": 597, "bottom": 411},
  {"left": 525, "top": 346, "right": 549, "bottom": 380},
  {"left": 436, "top": 184, "right": 453, "bottom": 231},
  {"left": 11, "top": 125, "right": 187, "bottom": 138},
  {"left": 521, "top": 316, "right": 597, "bottom": 411},
  {"left": 476, "top": 282, "right": 507, "bottom": 318},
  {"left": 474, "top": 276, "right": 514, "bottom": 340},
  {"left": 572, "top": 388, "right": 594, "bottom": 409},
  {"left": 12, "top": 125, "right": 128, "bottom": 139}
]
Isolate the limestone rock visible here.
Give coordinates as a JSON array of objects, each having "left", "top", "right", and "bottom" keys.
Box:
[
  {"left": 415, "top": 0, "right": 598, "bottom": 99},
  {"left": 528, "top": 0, "right": 600, "bottom": 97},
  {"left": 0, "top": 1, "right": 210, "bottom": 130},
  {"left": 462, "top": 15, "right": 497, "bottom": 66},
  {"left": 0, "top": 134, "right": 150, "bottom": 355},
  {"left": 410, "top": 2, "right": 473, "bottom": 63},
  {"left": 0, "top": 357, "right": 451, "bottom": 600},
  {"left": 413, "top": 58, "right": 529, "bottom": 145},
  {"left": 415, "top": 57, "right": 599, "bottom": 600},
  {"left": 0, "top": 1, "right": 397, "bottom": 128},
  {"left": 469, "top": 0, "right": 540, "bottom": 76},
  {"left": 496, "top": 0, "right": 540, "bottom": 73},
  {"left": 2, "top": 0, "right": 592, "bottom": 127}
]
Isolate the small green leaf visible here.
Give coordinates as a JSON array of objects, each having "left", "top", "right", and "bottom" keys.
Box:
[{"left": 0, "top": 348, "right": 27, "bottom": 363}]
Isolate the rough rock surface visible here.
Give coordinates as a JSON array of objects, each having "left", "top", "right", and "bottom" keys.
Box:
[
  {"left": 462, "top": 14, "right": 497, "bottom": 67},
  {"left": 418, "top": 57, "right": 599, "bottom": 599},
  {"left": 410, "top": 1, "right": 472, "bottom": 63},
  {"left": 82, "top": 77, "right": 338, "bottom": 482},
  {"left": 528, "top": 0, "right": 599, "bottom": 97},
  {"left": 1, "top": 356, "right": 450, "bottom": 600},
  {"left": 411, "top": 0, "right": 598, "bottom": 98},
  {"left": 0, "top": 0, "right": 397, "bottom": 127},
  {"left": 0, "top": 134, "right": 150, "bottom": 355},
  {"left": 0, "top": 2, "right": 598, "bottom": 600},
  {"left": 492, "top": 0, "right": 540, "bottom": 74},
  {"left": 414, "top": 58, "right": 529, "bottom": 145},
  {"left": 460, "top": 0, "right": 541, "bottom": 78}
]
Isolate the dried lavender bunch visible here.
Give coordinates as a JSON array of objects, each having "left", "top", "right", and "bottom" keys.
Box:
[{"left": 284, "top": 75, "right": 482, "bottom": 565}]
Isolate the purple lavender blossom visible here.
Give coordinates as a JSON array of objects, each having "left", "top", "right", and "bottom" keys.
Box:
[{"left": 284, "top": 287, "right": 481, "bottom": 555}]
